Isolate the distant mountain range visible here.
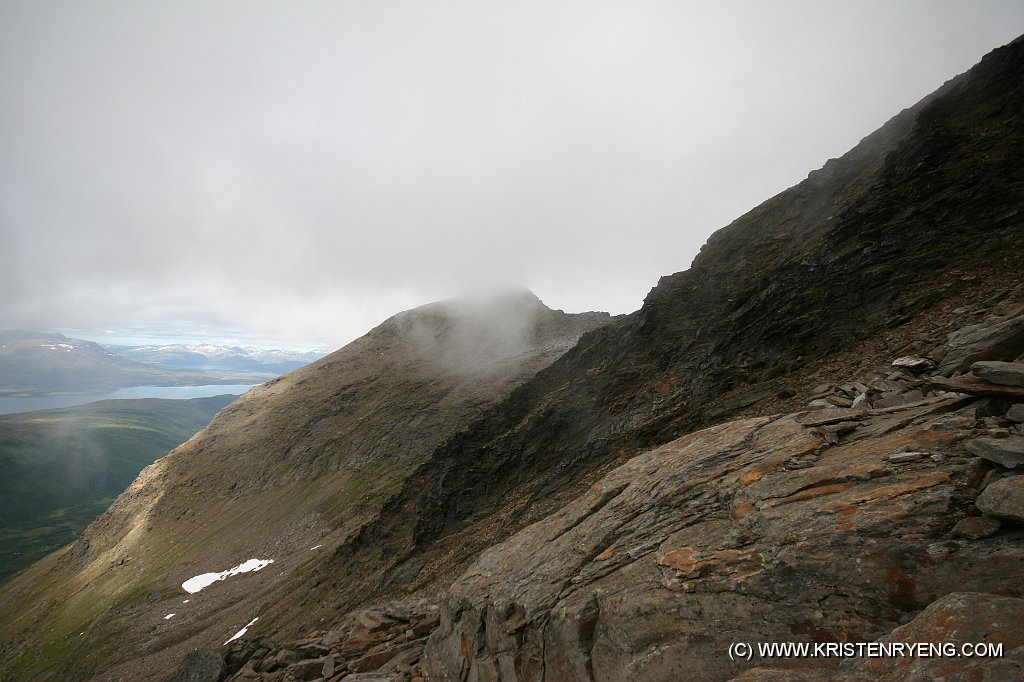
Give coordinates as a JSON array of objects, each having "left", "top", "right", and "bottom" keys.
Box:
[
  {"left": 108, "top": 343, "right": 326, "bottom": 374},
  {"left": 0, "top": 331, "right": 317, "bottom": 394}
]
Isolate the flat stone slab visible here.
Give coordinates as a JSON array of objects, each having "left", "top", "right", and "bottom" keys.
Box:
[
  {"left": 925, "top": 375, "right": 1024, "bottom": 399},
  {"left": 965, "top": 437, "right": 1024, "bottom": 468},
  {"left": 971, "top": 360, "right": 1024, "bottom": 387},
  {"left": 796, "top": 407, "right": 868, "bottom": 427},
  {"left": 892, "top": 356, "right": 935, "bottom": 371}
]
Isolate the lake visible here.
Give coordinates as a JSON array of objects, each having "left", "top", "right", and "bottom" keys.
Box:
[{"left": 0, "top": 384, "right": 258, "bottom": 415}]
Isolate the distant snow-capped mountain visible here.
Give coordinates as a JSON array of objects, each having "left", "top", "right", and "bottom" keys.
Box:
[
  {"left": 110, "top": 343, "right": 326, "bottom": 373},
  {"left": 0, "top": 331, "right": 265, "bottom": 392}
]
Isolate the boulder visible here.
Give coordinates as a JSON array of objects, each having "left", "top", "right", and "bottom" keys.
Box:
[
  {"left": 286, "top": 657, "right": 326, "bottom": 681},
  {"left": 721, "top": 593, "right": 1024, "bottom": 681},
  {"left": 965, "top": 436, "right": 1024, "bottom": 468},
  {"left": 950, "top": 516, "right": 1001, "bottom": 539},
  {"left": 971, "top": 360, "right": 1024, "bottom": 387},
  {"left": 938, "top": 309, "right": 1024, "bottom": 374},
  {"left": 976, "top": 476, "right": 1024, "bottom": 523}
]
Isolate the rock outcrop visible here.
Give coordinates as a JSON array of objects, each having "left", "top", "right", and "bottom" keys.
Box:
[{"left": 425, "top": 351, "right": 1024, "bottom": 681}]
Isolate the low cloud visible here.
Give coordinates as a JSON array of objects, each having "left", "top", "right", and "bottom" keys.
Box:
[{"left": 2, "top": 2, "right": 1022, "bottom": 350}]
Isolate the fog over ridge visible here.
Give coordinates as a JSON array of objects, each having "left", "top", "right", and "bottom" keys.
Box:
[{"left": 2, "top": 2, "right": 1022, "bottom": 350}]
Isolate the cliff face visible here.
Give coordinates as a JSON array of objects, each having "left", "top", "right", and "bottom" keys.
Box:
[{"left": 1, "top": 35, "right": 1023, "bottom": 682}]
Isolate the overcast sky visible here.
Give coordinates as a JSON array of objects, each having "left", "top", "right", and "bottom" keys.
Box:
[{"left": 1, "top": 2, "right": 1022, "bottom": 350}]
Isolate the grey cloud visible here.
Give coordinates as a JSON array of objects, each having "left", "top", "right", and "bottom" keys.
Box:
[{"left": 2, "top": 1, "right": 1022, "bottom": 349}]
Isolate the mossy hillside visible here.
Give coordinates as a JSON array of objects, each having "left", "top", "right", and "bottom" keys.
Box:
[{"left": 0, "top": 395, "right": 238, "bottom": 583}]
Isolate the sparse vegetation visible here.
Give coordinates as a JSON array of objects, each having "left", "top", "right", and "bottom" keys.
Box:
[{"left": 0, "top": 395, "right": 236, "bottom": 582}]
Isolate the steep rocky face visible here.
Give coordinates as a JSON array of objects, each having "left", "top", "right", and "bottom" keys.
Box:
[
  {"left": 0, "top": 290, "right": 612, "bottom": 680},
  {"left": 403, "top": 34, "right": 1024, "bottom": 554}
]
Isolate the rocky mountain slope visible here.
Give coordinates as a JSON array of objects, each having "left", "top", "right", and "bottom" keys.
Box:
[
  {"left": 208, "top": 336, "right": 1024, "bottom": 681},
  {"left": 1, "top": 35, "right": 1022, "bottom": 682},
  {"left": 0, "top": 291, "right": 612, "bottom": 680}
]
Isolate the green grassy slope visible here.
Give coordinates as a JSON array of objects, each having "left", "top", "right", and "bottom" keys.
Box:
[{"left": 0, "top": 395, "right": 238, "bottom": 583}]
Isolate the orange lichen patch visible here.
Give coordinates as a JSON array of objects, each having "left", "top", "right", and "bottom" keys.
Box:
[
  {"left": 819, "top": 499, "right": 860, "bottom": 518},
  {"left": 740, "top": 471, "right": 765, "bottom": 487},
  {"left": 658, "top": 547, "right": 761, "bottom": 581},
  {"left": 834, "top": 522, "right": 856, "bottom": 532},
  {"left": 593, "top": 547, "right": 614, "bottom": 561},
  {"left": 730, "top": 500, "right": 756, "bottom": 521},
  {"left": 849, "top": 472, "right": 950, "bottom": 504},
  {"left": 655, "top": 378, "right": 676, "bottom": 395},
  {"left": 837, "top": 505, "right": 859, "bottom": 520},
  {"left": 762, "top": 482, "right": 856, "bottom": 507},
  {"left": 659, "top": 548, "right": 699, "bottom": 573},
  {"left": 460, "top": 632, "right": 473, "bottom": 665}
]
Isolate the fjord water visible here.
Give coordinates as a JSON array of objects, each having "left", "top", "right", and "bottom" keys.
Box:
[{"left": 0, "top": 384, "right": 257, "bottom": 415}]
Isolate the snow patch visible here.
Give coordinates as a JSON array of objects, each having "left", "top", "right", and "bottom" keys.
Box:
[
  {"left": 310, "top": 545, "right": 322, "bottom": 550},
  {"left": 183, "top": 599, "right": 190, "bottom": 604},
  {"left": 164, "top": 613, "right": 175, "bottom": 620},
  {"left": 224, "top": 617, "right": 258, "bottom": 645},
  {"left": 182, "top": 559, "right": 274, "bottom": 594}
]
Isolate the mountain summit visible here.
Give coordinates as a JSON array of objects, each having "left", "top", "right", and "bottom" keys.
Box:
[{"left": 2, "top": 36, "right": 1024, "bottom": 682}]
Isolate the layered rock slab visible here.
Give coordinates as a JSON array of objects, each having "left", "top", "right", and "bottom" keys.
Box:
[{"left": 425, "top": 397, "right": 1024, "bottom": 681}]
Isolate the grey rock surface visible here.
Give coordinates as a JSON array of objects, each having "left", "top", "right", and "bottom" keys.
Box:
[
  {"left": 976, "top": 476, "right": 1024, "bottom": 523},
  {"left": 971, "top": 360, "right": 1024, "bottom": 387}
]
